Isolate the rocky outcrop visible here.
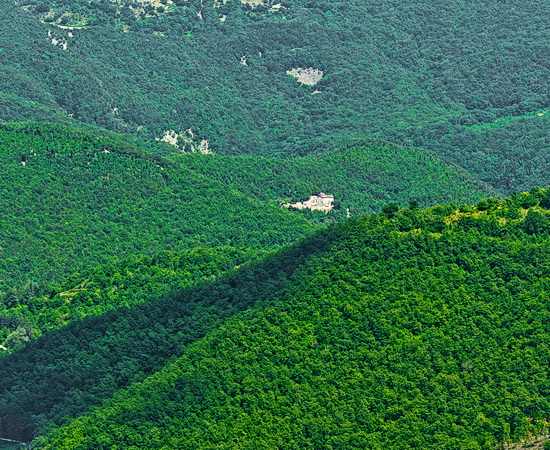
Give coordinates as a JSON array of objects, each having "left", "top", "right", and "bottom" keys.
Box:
[
  {"left": 287, "top": 67, "right": 324, "bottom": 86},
  {"left": 157, "top": 129, "right": 213, "bottom": 154}
]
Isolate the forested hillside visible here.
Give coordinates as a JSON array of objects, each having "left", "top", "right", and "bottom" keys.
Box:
[
  {"left": 177, "top": 143, "right": 487, "bottom": 216},
  {"left": 1, "top": 2, "right": 548, "bottom": 448},
  {"left": 4, "top": 188, "right": 544, "bottom": 448},
  {"left": 0, "top": 121, "right": 314, "bottom": 291},
  {"left": 1, "top": 0, "right": 549, "bottom": 191},
  {"left": 0, "top": 121, "right": 484, "bottom": 354}
]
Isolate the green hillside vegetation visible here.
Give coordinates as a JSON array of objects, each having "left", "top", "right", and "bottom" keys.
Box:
[
  {"left": 25, "top": 188, "right": 549, "bottom": 449},
  {"left": 403, "top": 110, "right": 550, "bottom": 193},
  {"left": 0, "top": 120, "right": 311, "bottom": 355},
  {"left": 1, "top": 1, "right": 548, "bottom": 448},
  {"left": 180, "top": 144, "right": 488, "bottom": 216},
  {"left": 0, "top": 121, "right": 485, "bottom": 343},
  {"left": 1, "top": 1, "right": 549, "bottom": 191},
  {"left": 0, "top": 440, "right": 25, "bottom": 450},
  {"left": 0, "top": 121, "right": 488, "bottom": 436},
  {"left": 0, "top": 121, "right": 316, "bottom": 294},
  {"left": 0, "top": 246, "right": 259, "bottom": 347},
  {"left": 0, "top": 228, "right": 340, "bottom": 441}
]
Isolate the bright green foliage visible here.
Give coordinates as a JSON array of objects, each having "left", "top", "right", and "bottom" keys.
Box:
[
  {"left": 0, "top": 121, "right": 314, "bottom": 294},
  {"left": 1, "top": 1, "right": 549, "bottom": 191},
  {"left": 2, "top": 189, "right": 547, "bottom": 447},
  {"left": 0, "top": 121, "right": 484, "bottom": 310},
  {"left": 0, "top": 121, "right": 488, "bottom": 439},
  {"left": 179, "top": 144, "right": 488, "bottom": 218}
]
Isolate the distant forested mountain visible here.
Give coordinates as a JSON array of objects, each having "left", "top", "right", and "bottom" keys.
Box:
[{"left": 1, "top": 0, "right": 549, "bottom": 191}]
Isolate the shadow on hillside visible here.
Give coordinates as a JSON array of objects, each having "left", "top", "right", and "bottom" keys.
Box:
[{"left": 0, "top": 226, "right": 343, "bottom": 442}]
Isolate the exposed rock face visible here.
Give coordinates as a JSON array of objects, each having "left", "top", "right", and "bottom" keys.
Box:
[
  {"left": 159, "top": 129, "right": 180, "bottom": 147},
  {"left": 157, "top": 129, "right": 213, "bottom": 154},
  {"left": 48, "top": 31, "right": 68, "bottom": 50},
  {"left": 287, "top": 67, "right": 324, "bottom": 86},
  {"left": 23, "top": 0, "right": 283, "bottom": 30},
  {"left": 241, "top": 0, "right": 265, "bottom": 7},
  {"left": 284, "top": 193, "right": 335, "bottom": 213}
]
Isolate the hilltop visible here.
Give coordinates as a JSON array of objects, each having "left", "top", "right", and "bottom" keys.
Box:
[{"left": 11, "top": 188, "right": 547, "bottom": 448}]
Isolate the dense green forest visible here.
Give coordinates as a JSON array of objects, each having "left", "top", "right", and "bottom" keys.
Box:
[
  {"left": 178, "top": 143, "right": 488, "bottom": 215},
  {"left": 0, "top": 189, "right": 545, "bottom": 448},
  {"left": 0, "top": 122, "right": 484, "bottom": 352},
  {"left": 1, "top": 0, "right": 549, "bottom": 191},
  {"left": 0, "top": 121, "right": 314, "bottom": 290},
  {"left": 1, "top": 1, "right": 549, "bottom": 448},
  {"left": 0, "top": 121, "right": 484, "bottom": 291}
]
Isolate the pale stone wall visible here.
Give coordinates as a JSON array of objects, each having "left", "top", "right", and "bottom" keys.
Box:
[{"left": 284, "top": 193, "right": 335, "bottom": 213}]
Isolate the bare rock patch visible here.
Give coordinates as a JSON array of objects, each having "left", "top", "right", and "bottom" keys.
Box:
[{"left": 287, "top": 67, "right": 324, "bottom": 86}]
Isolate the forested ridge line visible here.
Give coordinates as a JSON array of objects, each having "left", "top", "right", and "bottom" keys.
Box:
[{"left": 33, "top": 187, "right": 550, "bottom": 449}]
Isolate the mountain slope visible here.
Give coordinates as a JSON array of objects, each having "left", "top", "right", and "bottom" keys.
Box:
[
  {"left": 1, "top": 0, "right": 549, "bottom": 191},
  {"left": 0, "top": 120, "right": 490, "bottom": 436},
  {"left": 0, "top": 121, "right": 485, "bottom": 298},
  {"left": 0, "top": 226, "right": 339, "bottom": 441},
  {"left": 9, "top": 188, "right": 549, "bottom": 448},
  {"left": 180, "top": 144, "right": 488, "bottom": 216},
  {"left": 401, "top": 109, "right": 550, "bottom": 193},
  {"left": 0, "top": 121, "right": 315, "bottom": 294},
  {"left": 1, "top": 1, "right": 548, "bottom": 448}
]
